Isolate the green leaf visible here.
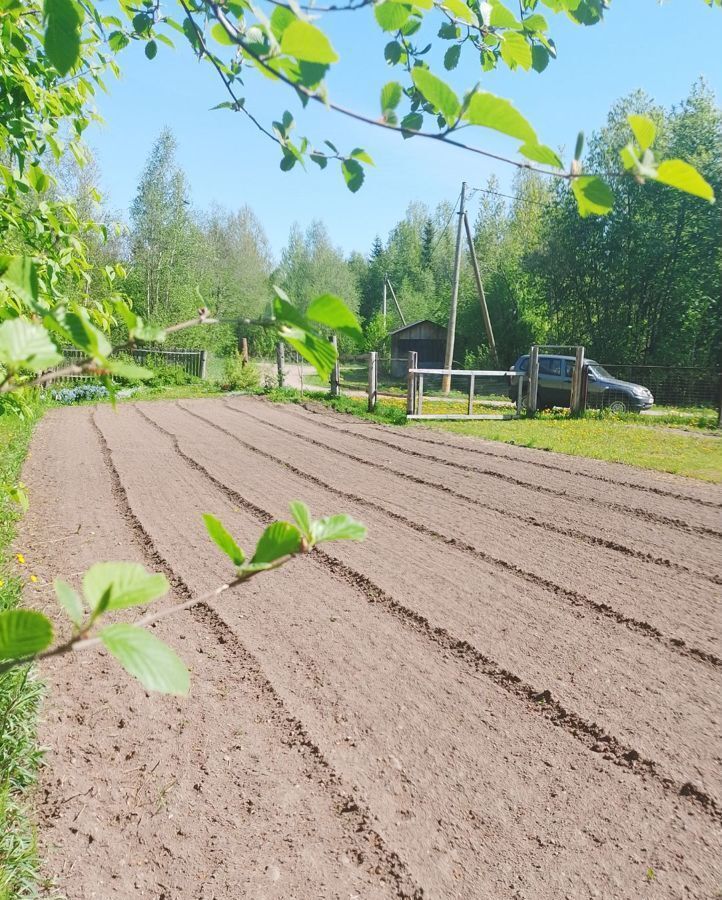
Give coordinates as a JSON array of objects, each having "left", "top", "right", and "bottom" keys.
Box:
[
  {"left": 108, "top": 30, "right": 130, "bottom": 52},
  {"left": 211, "top": 22, "right": 235, "bottom": 45},
  {"left": 280, "top": 20, "right": 339, "bottom": 63},
  {"left": 384, "top": 40, "right": 403, "bottom": 63},
  {"left": 58, "top": 309, "right": 112, "bottom": 359},
  {"left": 489, "top": 1, "right": 521, "bottom": 27},
  {"left": 375, "top": 1, "right": 411, "bottom": 31},
  {"left": 0, "top": 255, "right": 39, "bottom": 307},
  {"left": 105, "top": 360, "right": 154, "bottom": 381},
  {"left": 54, "top": 579, "right": 84, "bottom": 627},
  {"left": 463, "top": 92, "right": 537, "bottom": 142},
  {"left": 411, "top": 69, "right": 460, "bottom": 122},
  {"left": 272, "top": 292, "right": 338, "bottom": 378},
  {"left": 251, "top": 521, "right": 302, "bottom": 564},
  {"left": 341, "top": 159, "right": 365, "bottom": 193},
  {"left": 518, "top": 141, "right": 562, "bottom": 168},
  {"left": 203, "top": 514, "right": 245, "bottom": 567},
  {"left": 444, "top": 44, "right": 461, "bottom": 70},
  {"left": 289, "top": 501, "right": 312, "bottom": 540},
  {"left": 310, "top": 514, "right": 367, "bottom": 544},
  {"left": 653, "top": 160, "right": 714, "bottom": 202},
  {"left": 400, "top": 112, "right": 423, "bottom": 135},
  {"left": 144, "top": 39, "right": 158, "bottom": 59},
  {"left": 306, "top": 294, "right": 363, "bottom": 342},
  {"left": 270, "top": 5, "right": 297, "bottom": 40},
  {"left": 381, "top": 81, "right": 403, "bottom": 112},
  {"left": 627, "top": 114, "right": 656, "bottom": 152},
  {"left": 0, "top": 319, "right": 62, "bottom": 373},
  {"left": 43, "top": 0, "right": 83, "bottom": 75},
  {"left": 442, "top": 0, "right": 475, "bottom": 24},
  {"left": 523, "top": 12, "right": 548, "bottom": 31},
  {"left": 500, "top": 32, "right": 532, "bottom": 70},
  {"left": 350, "top": 148, "right": 374, "bottom": 165},
  {"left": 571, "top": 176, "right": 614, "bottom": 217},
  {"left": 83, "top": 562, "right": 169, "bottom": 612},
  {"left": 100, "top": 623, "right": 190, "bottom": 695},
  {"left": 0, "top": 610, "right": 53, "bottom": 661},
  {"left": 531, "top": 44, "right": 549, "bottom": 72},
  {"left": 27, "top": 166, "right": 50, "bottom": 193}
]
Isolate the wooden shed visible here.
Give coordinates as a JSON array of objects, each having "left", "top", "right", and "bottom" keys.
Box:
[{"left": 390, "top": 319, "right": 447, "bottom": 378}]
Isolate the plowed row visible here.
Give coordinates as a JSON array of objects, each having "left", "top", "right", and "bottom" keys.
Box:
[{"left": 21, "top": 397, "right": 721, "bottom": 899}]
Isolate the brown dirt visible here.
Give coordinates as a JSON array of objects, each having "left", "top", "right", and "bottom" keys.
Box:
[{"left": 19, "top": 397, "right": 721, "bottom": 899}]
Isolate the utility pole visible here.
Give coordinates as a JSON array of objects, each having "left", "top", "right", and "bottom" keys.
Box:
[
  {"left": 463, "top": 211, "right": 498, "bottom": 368},
  {"left": 382, "top": 276, "right": 387, "bottom": 326},
  {"left": 386, "top": 277, "right": 406, "bottom": 326},
  {"left": 442, "top": 181, "right": 466, "bottom": 394}
]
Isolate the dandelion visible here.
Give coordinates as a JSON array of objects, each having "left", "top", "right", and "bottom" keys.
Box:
[
  {"left": 16, "top": 552, "right": 25, "bottom": 565},
  {"left": 0, "top": 579, "right": 4, "bottom": 588},
  {"left": 29, "top": 574, "right": 38, "bottom": 583}
]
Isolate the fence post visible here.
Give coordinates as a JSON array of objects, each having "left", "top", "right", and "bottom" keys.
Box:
[
  {"left": 330, "top": 335, "right": 340, "bottom": 397},
  {"left": 580, "top": 363, "right": 589, "bottom": 415},
  {"left": 276, "top": 342, "right": 285, "bottom": 388},
  {"left": 367, "top": 351, "right": 378, "bottom": 412},
  {"left": 528, "top": 345, "right": 539, "bottom": 415},
  {"left": 468, "top": 373, "right": 475, "bottom": 416},
  {"left": 240, "top": 337, "right": 249, "bottom": 367},
  {"left": 570, "top": 346, "right": 585, "bottom": 416},
  {"left": 406, "top": 350, "right": 418, "bottom": 416},
  {"left": 199, "top": 349, "right": 208, "bottom": 380}
]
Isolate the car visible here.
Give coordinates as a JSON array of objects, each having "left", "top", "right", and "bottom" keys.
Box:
[{"left": 508, "top": 354, "right": 654, "bottom": 412}]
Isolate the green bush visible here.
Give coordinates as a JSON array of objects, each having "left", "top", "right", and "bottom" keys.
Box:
[
  {"left": 220, "top": 354, "right": 261, "bottom": 392},
  {"left": 146, "top": 359, "right": 200, "bottom": 386}
]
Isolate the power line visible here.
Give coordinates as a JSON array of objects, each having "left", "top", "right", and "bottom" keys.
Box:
[
  {"left": 467, "top": 184, "right": 551, "bottom": 207},
  {"left": 427, "top": 189, "right": 461, "bottom": 257}
]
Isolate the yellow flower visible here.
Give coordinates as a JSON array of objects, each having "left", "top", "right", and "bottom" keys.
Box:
[
  {"left": 16, "top": 553, "right": 25, "bottom": 565},
  {"left": 0, "top": 579, "right": 4, "bottom": 588},
  {"left": 29, "top": 574, "right": 38, "bottom": 583}
]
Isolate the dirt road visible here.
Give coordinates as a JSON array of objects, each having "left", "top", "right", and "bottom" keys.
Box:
[{"left": 20, "top": 397, "right": 721, "bottom": 899}]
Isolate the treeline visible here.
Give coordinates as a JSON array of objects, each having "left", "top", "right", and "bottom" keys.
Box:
[{"left": 40, "top": 81, "right": 722, "bottom": 369}]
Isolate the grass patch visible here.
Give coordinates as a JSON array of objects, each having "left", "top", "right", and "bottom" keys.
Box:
[
  {"left": 424, "top": 412, "right": 722, "bottom": 482},
  {"left": 0, "top": 406, "right": 44, "bottom": 898},
  {"left": 265, "top": 387, "right": 408, "bottom": 425}
]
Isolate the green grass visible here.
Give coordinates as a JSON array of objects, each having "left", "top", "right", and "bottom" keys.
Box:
[
  {"left": 265, "top": 387, "right": 408, "bottom": 425},
  {"left": 424, "top": 413, "right": 722, "bottom": 482},
  {"left": 265, "top": 387, "right": 721, "bottom": 482},
  {"left": 0, "top": 407, "right": 44, "bottom": 899}
]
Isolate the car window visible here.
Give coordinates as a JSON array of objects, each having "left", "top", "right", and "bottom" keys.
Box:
[
  {"left": 517, "top": 357, "right": 529, "bottom": 372},
  {"left": 563, "top": 360, "right": 575, "bottom": 378},
  {"left": 539, "top": 357, "right": 561, "bottom": 376}
]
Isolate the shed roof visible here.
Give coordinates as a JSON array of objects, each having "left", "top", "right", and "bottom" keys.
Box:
[{"left": 388, "top": 318, "right": 446, "bottom": 337}]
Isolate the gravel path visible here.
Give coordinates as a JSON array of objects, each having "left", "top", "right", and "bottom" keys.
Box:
[{"left": 20, "top": 397, "right": 721, "bottom": 899}]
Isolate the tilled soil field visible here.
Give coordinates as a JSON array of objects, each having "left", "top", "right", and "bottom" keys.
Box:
[{"left": 20, "top": 396, "right": 721, "bottom": 899}]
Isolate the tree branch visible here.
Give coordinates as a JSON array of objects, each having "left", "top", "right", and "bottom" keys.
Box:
[
  {"left": 0, "top": 551, "right": 299, "bottom": 677},
  {"left": 210, "top": 3, "right": 575, "bottom": 179},
  {"left": 179, "top": 0, "right": 281, "bottom": 145}
]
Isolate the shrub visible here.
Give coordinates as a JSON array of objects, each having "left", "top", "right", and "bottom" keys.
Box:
[
  {"left": 146, "top": 359, "right": 199, "bottom": 386},
  {"left": 220, "top": 354, "right": 261, "bottom": 392}
]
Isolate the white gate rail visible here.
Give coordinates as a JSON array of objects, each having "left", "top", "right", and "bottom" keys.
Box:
[{"left": 407, "top": 366, "right": 525, "bottom": 420}]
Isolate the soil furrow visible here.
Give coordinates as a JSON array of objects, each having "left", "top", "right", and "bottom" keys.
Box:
[
  {"left": 90, "top": 409, "right": 423, "bottom": 899},
  {"left": 97, "top": 404, "right": 721, "bottom": 898},
  {"left": 178, "top": 401, "right": 720, "bottom": 667},
  {"left": 226, "top": 400, "right": 721, "bottom": 584},
  {"left": 257, "top": 400, "right": 722, "bottom": 539},
  {"left": 296, "top": 401, "right": 722, "bottom": 510},
  {"left": 136, "top": 402, "right": 722, "bottom": 812}
]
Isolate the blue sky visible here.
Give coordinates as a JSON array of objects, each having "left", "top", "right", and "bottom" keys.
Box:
[{"left": 89, "top": 1, "right": 722, "bottom": 259}]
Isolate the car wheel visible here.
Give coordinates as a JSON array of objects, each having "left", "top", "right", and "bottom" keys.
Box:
[{"left": 606, "top": 394, "right": 628, "bottom": 414}]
